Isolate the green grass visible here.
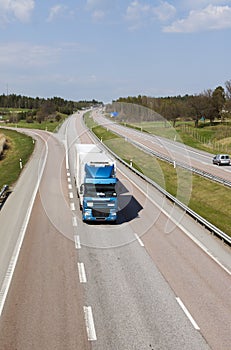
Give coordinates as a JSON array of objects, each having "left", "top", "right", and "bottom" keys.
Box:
[
  {"left": 0, "top": 119, "right": 65, "bottom": 132},
  {"left": 84, "top": 112, "right": 120, "bottom": 142},
  {"left": 84, "top": 112, "right": 97, "bottom": 129},
  {"left": 189, "top": 176, "right": 231, "bottom": 234},
  {"left": 85, "top": 116, "right": 231, "bottom": 237},
  {"left": 0, "top": 114, "right": 67, "bottom": 189},
  {"left": 176, "top": 124, "right": 231, "bottom": 153},
  {"left": 121, "top": 121, "right": 182, "bottom": 142},
  {"left": 92, "top": 125, "right": 120, "bottom": 142},
  {"left": 0, "top": 128, "right": 35, "bottom": 189}
]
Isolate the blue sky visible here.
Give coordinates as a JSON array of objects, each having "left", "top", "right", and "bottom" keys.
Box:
[{"left": 0, "top": 0, "right": 231, "bottom": 102}]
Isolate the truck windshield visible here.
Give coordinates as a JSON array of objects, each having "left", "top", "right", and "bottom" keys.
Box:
[{"left": 84, "top": 184, "right": 117, "bottom": 198}]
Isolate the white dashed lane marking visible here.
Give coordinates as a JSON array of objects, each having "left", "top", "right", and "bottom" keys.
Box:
[
  {"left": 83, "top": 306, "right": 97, "bottom": 341},
  {"left": 77, "top": 262, "right": 87, "bottom": 283},
  {"left": 134, "top": 233, "right": 144, "bottom": 247},
  {"left": 74, "top": 235, "right": 81, "bottom": 249},
  {"left": 70, "top": 203, "right": 75, "bottom": 211}
]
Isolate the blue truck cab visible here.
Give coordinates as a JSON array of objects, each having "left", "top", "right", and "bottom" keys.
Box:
[{"left": 75, "top": 144, "right": 118, "bottom": 222}]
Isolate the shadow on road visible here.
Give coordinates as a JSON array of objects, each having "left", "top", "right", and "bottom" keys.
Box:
[{"left": 116, "top": 180, "right": 143, "bottom": 224}]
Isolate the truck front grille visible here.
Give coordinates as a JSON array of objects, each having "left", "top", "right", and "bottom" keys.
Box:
[{"left": 92, "top": 209, "right": 110, "bottom": 218}]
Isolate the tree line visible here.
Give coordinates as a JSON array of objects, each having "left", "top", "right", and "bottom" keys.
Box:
[
  {"left": 0, "top": 94, "right": 101, "bottom": 123},
  {"left": 113, "top": 80, "right": 231, "bottom": 127}
]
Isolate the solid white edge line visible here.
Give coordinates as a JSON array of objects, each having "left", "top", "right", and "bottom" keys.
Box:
[
  {"left": 0, "top": 132, "right": 48, "bottom": 317},
  {"left": 63, "top": 140, "right": 69, "bottom": 170},
  {"left": 176, "top": 297, "right": 200, "bottom": 330},
  {"left": 170, "top": 219, "right": 231, "bottom": 276},
  {"left": 74, "top": 235, "right": 81, "bottom": 249},
  {"left": 77, "top": 262, "right": 87, "bottom": 283},
  {"left": 134, "top": 233, "right": 144, "bottom": 247},
  {"left": 83, "top": 306, "right": 97, "bottom": 341},
  {"left": 64, "top": 118, "right": 72, "bottom": 171},
  {"left": 119, "top": 169, "right": 231, "bottom": 276}
]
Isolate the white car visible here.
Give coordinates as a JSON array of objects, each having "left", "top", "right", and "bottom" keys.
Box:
[{"left": 212, "top": 154, "right": 230, "bottom": 166}]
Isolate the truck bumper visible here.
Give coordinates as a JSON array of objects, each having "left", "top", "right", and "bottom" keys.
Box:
[{"left": 82, "top": 210, "right": 117, "bottom": 222}]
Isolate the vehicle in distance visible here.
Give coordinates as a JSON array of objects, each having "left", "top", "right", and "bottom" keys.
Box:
[
  {"left": 75, "top": 143, "right": 118, "bottom": 222},
  {"left": 212, "top": 154, "right": 230, "bottom": 166},
  {"left": 0, "top": 184, "right": 10, "bottom": 210}
]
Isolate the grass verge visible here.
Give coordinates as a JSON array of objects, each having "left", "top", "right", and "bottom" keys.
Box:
[{"left": 0, "top": 128, "right": 35, "bottom": 189}]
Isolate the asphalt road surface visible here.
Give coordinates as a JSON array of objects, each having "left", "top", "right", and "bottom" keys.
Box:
[{"left": 0, "top": 113, "right": 230, "bottom": 349}]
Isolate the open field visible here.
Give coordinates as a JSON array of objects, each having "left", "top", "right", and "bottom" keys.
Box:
[
  {"left": 0, "top": 128, "right": 35, "bottom": 189},
  {"left": 120, "top": 120, "right": 231, "bottom": 154},
  {"left": 84, "top": 113, "right": 231, "bottom": 237}
]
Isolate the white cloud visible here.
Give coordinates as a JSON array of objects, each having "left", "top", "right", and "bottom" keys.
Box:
[
  {"left": 92, "top": 10, "right": 105, "bottom": 21},
  {"left": 0, "top": 0, "right": 35, "bottom": 23},
  {"left": 125, "top": 1, "right": 176, "bottom": 30},
  {"left": 0, "top": 42, "right": 60, "bottom": 66},
  {"left": 85, "top": 0, "right": 119, "bottom": 21},
  {"left": 86, "top": 0, "right": 117, "bottom": 13},
  {"left": 125, "top": 1, "right": 150, "bottom": 22},
  {"left": 47, "top": 5, "right": 68, "bottom": 22},
  {"left": 163, "top": 4, "right": 231, "bottom": 32},
  {"left": 182, "top": 0, "right": 231, "bottom": 8},
  {"left": 47, "top": 4, "right": 76, "bottom": 23},
  {"left": 152, "top": 1, "right": 176, "bottom": 21},
  {"left": 0, "top": 42, "right": 91, "bottom": 67}
]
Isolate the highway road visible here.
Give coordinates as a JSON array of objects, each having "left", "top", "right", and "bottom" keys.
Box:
[
  {"left": 92, "top": 110, "right": 231, "bottom": 184},
  {"left": 0, "top": 112, "right": 230, "bottom": 349}
]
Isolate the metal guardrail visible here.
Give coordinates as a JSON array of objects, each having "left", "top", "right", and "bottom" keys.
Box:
[
  {"left": 86, "top": 120, "right": 231, "bottom": 246},
  {"left": 128, "top": 138, "right": 231, "bottom": 188}
]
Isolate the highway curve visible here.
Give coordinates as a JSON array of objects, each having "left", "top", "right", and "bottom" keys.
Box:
[{"left": 0, "top": 129, "right": 90, "bottom": 349}]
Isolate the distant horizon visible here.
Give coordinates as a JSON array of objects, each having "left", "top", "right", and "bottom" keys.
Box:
[{"left": 1, "top": 81, "right": 229, "bottom": 105}]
